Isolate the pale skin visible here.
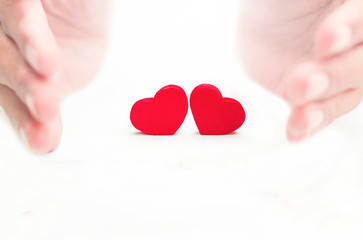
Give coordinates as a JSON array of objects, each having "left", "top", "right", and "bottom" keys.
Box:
[
  {"left": 0, "top": 0, "right": 109, "bottom": 154},
  {"left": 239, "top": 0, "right": 363, "bottom": 141},
  {"left": 1, "top": 1, "right": 362, "bottom": 154}
]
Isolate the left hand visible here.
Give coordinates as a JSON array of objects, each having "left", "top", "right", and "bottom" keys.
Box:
[{"left": 239, "top": 0, "right": 363, "bottom": 141}]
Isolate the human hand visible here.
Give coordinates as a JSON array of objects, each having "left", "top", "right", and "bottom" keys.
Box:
[
  {"left": 239, "top": 0, "right": 363, "bottom": 141},
  {"left": 0, "top": 0, "right": 109, "bottom": 153}
]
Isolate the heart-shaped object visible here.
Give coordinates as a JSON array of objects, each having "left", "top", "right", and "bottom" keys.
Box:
[
  {"left": 130, "top": 85, "right": 188, "bottom": 135},
  {"left": 190, "top": 84, "right": 246, "bottom": 135}
]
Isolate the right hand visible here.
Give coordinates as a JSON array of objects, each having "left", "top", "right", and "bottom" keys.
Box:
[{"left": 0, "top": 0, "right": 110, "bottom": 154}]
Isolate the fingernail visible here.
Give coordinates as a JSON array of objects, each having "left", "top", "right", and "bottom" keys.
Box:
[
  {"left": 48, "top": 121, "right": 57, "bottom": 153},
  {"left": 306, "top": 73, "right": 329, "bottom": 101},
  {"left": 19, "top": 128, "right": 30, "bottom": 149},
  {"left": 307, "top": 110, "right": 324, "bottom": 133},
  {"left": 330, "top": 26, "right": 352, "bottom": 55},
  {"left": 25, "top": 95, "right": 37, "bottom": 116},
  {"left": 288, "top": 128, "right": 307, "bottom": 141},
  {"left": 25, "top": 45, "right": 39, "bottom": 71}
]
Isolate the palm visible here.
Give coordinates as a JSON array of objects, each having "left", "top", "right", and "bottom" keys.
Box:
[
  {"left": 239, "top": 0, "right": 343, "bottom": 99},
  {"left": 41, "top": 0, "right": 109, "bottom": 92}
]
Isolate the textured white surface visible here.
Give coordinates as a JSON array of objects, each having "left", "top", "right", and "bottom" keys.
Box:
[{"left": 1, "top": 1, "right": 363, "bottom": 239}]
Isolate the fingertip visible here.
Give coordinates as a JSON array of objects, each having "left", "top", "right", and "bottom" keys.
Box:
[
  {"left": 315, "top": 23, "right": 352, "bottom": 56},
  {"left": 35, "top": 40, "right": 60, "bottom": 77},
  {"left": 329, "top": 26, "right": 352, "bottom": 56},
  {"left": 21, "top": 118, "right": 62, "bottom": 154},
  {"left": 26, "top": 91, "right": 62, "bottom": 123},
  {"left": 286, "top": 130, "right": 307, "bottom": 143},
  {"left": 286, "top": 107, "right": 308, "bottom": 142},
  {"left": 314, "top": 23, "right": 335, "bottom": 56},
  {"left": 18, "top": 15, "right": 60, "bottom": 77},
  {"left": 0, "top": 84, "right": 62, "bottom": 154},
  {"left": 313, "top": 0, "right": 360, "bottom": 57},
  {"left": 286, "top": 64, "right": 310, "bottom": 105},
  {"left": 286, "top": 106, "right": 325, "bottom": 142},
  {"left": 287, "top": 74, "right": 307, "bottom": 104},
  {"left": 286, "top": 63, "right": 330, "bottom": 105},
  {"left": 24, "top": 43, "right": 59, "bottom": 77},
  {"left": 34, "top": 94, "right": 61, "bottom": 123}
]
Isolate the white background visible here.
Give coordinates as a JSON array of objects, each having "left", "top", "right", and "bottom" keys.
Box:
[{"left": 1, "top": 0, "right": 363, "bottom": 239}]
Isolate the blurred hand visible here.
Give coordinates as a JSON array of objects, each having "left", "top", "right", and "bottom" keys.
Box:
[
  {"left": 239, "top": 0, "right": 363, "bottom": 141},
  {"left": 0, "top": 0, "right": 109, "bottom": 153}
]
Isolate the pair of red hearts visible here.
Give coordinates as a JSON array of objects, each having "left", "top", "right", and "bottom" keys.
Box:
[{"left": 130, "top": 84, "right": 246, "bottom": 135}]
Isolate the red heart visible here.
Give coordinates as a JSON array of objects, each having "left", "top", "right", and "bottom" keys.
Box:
[
  {"left": 130, "top": 85, "right": 188, "bottom": 135},
  {"left": 190, "top": 84, "right": 246, "bottom": 135}
]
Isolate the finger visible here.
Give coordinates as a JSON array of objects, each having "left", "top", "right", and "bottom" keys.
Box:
[
  {"left": 315, "top": 0, "right": 363, "bottom": 56},
  {"left": 286, "top": 44, "right": 363, "bottom": 106},
  {"left": 0, "top": 23, "right": 62, "bottom": 122},
  {"left": 0, "top": 0, "right": 59, "bottom": 76},
  {"left": 0, "top": 84, "right": 62, "bottom": 154},
  {"left": 286, "top": 89, "right": 363, "bottom": 142}
]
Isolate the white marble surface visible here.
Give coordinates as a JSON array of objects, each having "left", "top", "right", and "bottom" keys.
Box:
[{"left": 0, "top": 1, "right": 363, "bottom": 239}]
